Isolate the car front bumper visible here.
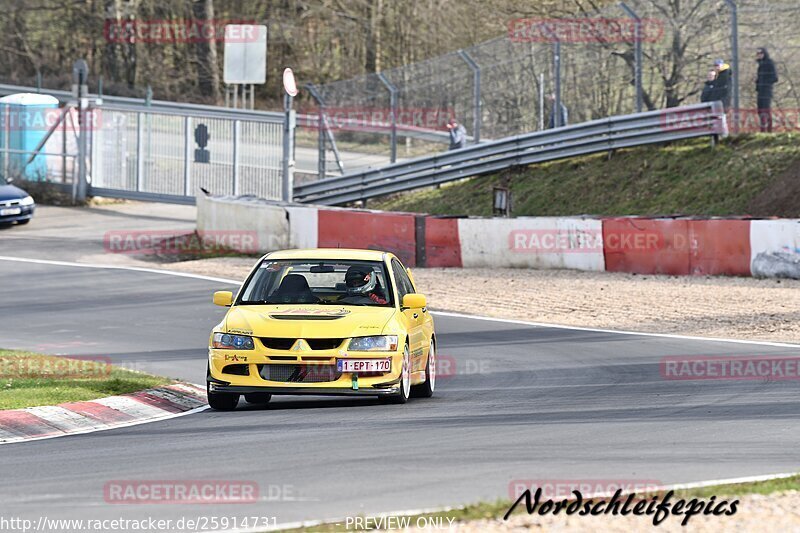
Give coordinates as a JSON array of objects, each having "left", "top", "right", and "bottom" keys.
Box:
[
  {"left": 0, "top": 205, "right": 34, "bottom": 224},
  {"left": 207, "top": 382, "right": 400, "bottom": 396},
  {"left": 207, "top": 348, "right": 404, "bottom": 395}
]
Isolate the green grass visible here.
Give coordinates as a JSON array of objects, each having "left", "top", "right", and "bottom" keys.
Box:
[
  {"left": 373, "top": 134, "right": 800, "bottom": 217},
  {"left": 283, "top": 474, "right": 800, "bottom": 532},
  {"left": 0, "top": 349, "right": 171, "bottom": 410}
]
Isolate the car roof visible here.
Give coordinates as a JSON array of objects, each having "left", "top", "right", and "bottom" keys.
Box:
[{"left": 264, "top": 248, "right": 393, "bottom": 262}]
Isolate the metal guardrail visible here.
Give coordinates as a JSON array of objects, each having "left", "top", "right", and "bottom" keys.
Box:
[
  {"left": 294, "top": 102, "right": 728, "bottom": 206},
  {"left": 0, "top": 83, "right": 283, "bottom": 123}
]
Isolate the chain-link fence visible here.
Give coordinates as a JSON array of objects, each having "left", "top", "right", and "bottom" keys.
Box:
[{"left": 301, "top": 0, "right": 800, "bottom": 178}]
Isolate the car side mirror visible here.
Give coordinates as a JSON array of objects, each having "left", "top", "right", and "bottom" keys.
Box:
[
  {"left": 213, "top": 291, "right": 233, "bottom": 307},
  {"left": 402, "top": 293, "right": 426, "bottom": 310}
]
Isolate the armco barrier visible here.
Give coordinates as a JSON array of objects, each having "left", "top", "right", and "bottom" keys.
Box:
[{"left": 197, "top": 196, "right": 799, "bottom": 279}]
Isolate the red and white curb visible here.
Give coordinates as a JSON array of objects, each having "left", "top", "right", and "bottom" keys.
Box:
[{"left": 0, "top": 383, "right": 207, "bottom": 444}]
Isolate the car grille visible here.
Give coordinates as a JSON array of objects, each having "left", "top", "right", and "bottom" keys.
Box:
[
  {"left": 0, "top": 199, "right": 21, "bottom": 208},
  {"left": 258, "top": 364, "right": 341, "bottom": 383},
  {"left": 260, "top": 338, "right": 296, "bottom": 350},
  {"left": 260, "top": 338, "right": 344, "bottom": 351}
]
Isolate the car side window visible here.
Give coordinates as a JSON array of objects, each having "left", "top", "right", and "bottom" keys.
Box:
[{"left": 392, "top": 259, "right": 415, "bottom": 302}]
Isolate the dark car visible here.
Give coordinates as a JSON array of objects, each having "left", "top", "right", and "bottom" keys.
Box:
[{"left": 0, "top": 181, "right": 35, "bottom": 225}]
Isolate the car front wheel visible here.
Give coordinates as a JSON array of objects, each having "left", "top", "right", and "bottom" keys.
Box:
[
  {"left": 386, "top": 344, "right": 411, "bottom": 404},
  {"left": 411, "top": 341, "right": 435, "bottom": 398},
  {"left": 207, "top": 382, "right": 239, "bottom": 411}
]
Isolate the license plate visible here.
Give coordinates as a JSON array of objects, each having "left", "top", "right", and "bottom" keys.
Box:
[
  {"left": 337, "top": 358, "right": 391, "bottom": 373},
  {"left": 0, "top": 207, "right": 21, "bottom": 216}
]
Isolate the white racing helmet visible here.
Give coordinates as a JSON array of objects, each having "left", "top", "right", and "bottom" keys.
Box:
[{"left": 345, "top": 265, "right": 377, "bottom": 295}]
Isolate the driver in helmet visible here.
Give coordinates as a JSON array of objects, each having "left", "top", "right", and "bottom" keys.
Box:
[{"left": 342, "top": 265, "right": 388, "bottom": 305}]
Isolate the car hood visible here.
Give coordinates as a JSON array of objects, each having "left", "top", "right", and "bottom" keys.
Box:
[
  {"left": 224, "top": 305, "right": 397, "bottom": 339},
  {"left": 0, "top": 184, "right": 29, "bottom": 202}
]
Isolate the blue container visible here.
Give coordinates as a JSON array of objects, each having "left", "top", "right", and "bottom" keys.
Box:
[{"left": 0, "top": 93, "right": 60, "bottom": 181}]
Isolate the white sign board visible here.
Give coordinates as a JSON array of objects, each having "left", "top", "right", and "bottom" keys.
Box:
[{"left": 223, "top": 25, "right": 267, "bottom": 84}]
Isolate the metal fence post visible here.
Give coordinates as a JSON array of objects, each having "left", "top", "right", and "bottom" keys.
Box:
[
  {"left": 282, "top": 92, "right": 295, "bottom": 202},
  {"left": 553, "top": 39, "right": 562, "bottom": 127},
  {"left": 73, "top": 59, "right": 89, "bottom": 202},
  {"left": 304, "top": 84, "right": 327, "bottom": 179},
  {"left": 458, "top": 50, "right": 481, "bottom": 144},
  {"left": 232, "top": 120, "right": 240, "bottom": 195},
  {"left": 183, "top": 116, "right": 191, "bottom": 196},
  {"left": 136, "top": 112, "right": 143, "bottom": 191},
  {"left": 377, "top": 72, "right": 398, "bottom": 163},
  {"left": 620, "top": 2, "right": 643, "bottom": 113},
  {"left": 725, "top": 0, "right": 740, "bottom": 132}
]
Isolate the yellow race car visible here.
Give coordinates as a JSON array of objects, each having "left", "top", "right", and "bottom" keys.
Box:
[{"left": 206, "top": 249, "right": 436, "bottom": 410}]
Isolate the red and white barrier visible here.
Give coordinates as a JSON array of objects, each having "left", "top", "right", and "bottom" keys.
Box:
[{"left": 197, "top": 196, "right": 800, "bottom": 279}]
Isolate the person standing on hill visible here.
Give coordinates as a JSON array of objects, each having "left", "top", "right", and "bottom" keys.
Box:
[
  {"left": 701, "top": 70, "right": 718, "bottom": 103},
  {"left": 713, "top": 59, "right": 732, "bottom": 111},
  {"left": 447, "top": 119, "right": 467, "bottom": 150},
  {"left": 756, "top": 47, "right": 779, "bottom": 133}
]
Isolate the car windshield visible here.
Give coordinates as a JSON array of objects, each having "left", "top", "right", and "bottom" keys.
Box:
[{"left": 237, "top": 259, "right": 394, "bottom": 307}]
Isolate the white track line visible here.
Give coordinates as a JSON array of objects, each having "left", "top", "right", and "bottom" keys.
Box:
[
  {"left": 1, "top": 255, "right": 798, "bottom": 348},
  {"left": 0, "top": 255, "right": 239, "bottom": 285}
]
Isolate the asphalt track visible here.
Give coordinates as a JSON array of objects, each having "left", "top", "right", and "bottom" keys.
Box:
[{"left": 1, "top": 257, "right": 799, "bottom": 530}]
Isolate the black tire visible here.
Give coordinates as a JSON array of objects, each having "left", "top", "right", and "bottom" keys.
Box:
[
  {"left": 386, "top": 344, "right": 411, "bottom": 404},
  {"left": 207, "top": 382, "right": 239, "bottom": 411},
  {"left": 411, "top": 341, "right": 435, "bottom": 398},
  {"left": 244, "top": 393, "right": 272, "bottom": 404}
]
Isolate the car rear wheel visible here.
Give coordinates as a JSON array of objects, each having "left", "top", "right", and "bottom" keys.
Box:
[
  {"left": 207, "top": 382, "right": 239, "bottom": 411},
  {"left": 244, "top": 393, "right": 272, "bottom": 404},
  {"left": 411, "top": 341, "right": 435, "bottom": 398},
  {"left": 385, "top": 344, "right": 411, "bottom": 404}
]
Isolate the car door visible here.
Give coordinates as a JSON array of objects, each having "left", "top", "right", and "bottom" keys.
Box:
[{"left": 392, "top": 258, "right": 426, "bottom": 373}]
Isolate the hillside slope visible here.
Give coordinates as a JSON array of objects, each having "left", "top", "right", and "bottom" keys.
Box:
[{"left": 373, "top": 134, "right": 800, "bottom": 217}]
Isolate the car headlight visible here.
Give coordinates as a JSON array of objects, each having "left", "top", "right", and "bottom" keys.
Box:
[
  {"left": 348, "top": 335, "right": 398, "bottom": 352},
  {"left": 19, "top": 196, "right": 34, "bottom": 206},
  {"left": 212, "top": 332, "right": 255, "bottom": 350}
]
